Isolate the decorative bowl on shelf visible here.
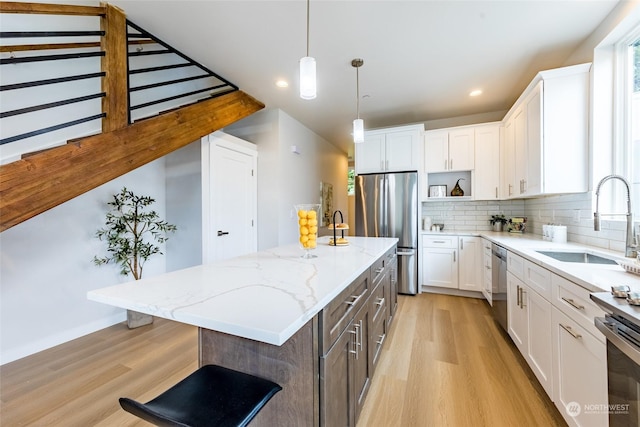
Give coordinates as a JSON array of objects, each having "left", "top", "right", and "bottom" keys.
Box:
[{"left": 295, "top": 204, "right": 320, "bottom": 258}]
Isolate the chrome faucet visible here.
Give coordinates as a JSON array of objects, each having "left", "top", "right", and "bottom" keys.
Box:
[{"left": 594, "top": 174, "right": 637, "bottom": 258}]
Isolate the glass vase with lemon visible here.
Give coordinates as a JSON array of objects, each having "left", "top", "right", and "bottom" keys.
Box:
[{"left": 295, "top": 204, "right": 320, "bottom": 258}]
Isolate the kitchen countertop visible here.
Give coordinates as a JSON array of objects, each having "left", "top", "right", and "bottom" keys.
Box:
[
  {"left": 422, "top": 230, "right": 640, "bottom": 293},
  {"left": 88, "top": 236, "right": 398, "bottom": 346}
]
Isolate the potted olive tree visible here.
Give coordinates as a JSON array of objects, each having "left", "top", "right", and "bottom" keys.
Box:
[{"left": 93, "top": 187, "right": 177, "bottom": 328}]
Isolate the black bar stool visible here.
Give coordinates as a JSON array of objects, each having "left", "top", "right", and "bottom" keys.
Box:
[{"left": 119, "top": 364, "right": 282, "bottom": 427}]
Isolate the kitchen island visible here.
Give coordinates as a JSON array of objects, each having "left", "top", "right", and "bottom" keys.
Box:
[{"left": 88, "top": 236, "right": 398, "bottom": 426}]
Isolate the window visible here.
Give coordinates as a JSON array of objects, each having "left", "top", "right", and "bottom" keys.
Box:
[
  {"left": 613, "top": 27, "right": 640, "bottom": 218},
  {"left": 347, "top": 167, "right": 355, "bottom": 196},
  {"left": 630, "top": 37, "right": 640, "bottom": 218}
]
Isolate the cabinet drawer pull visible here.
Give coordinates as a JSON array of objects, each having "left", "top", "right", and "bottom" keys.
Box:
[
  {"left": 450, "top": 159, "right": 453, "bottom": 169},
  {"left": 376, "top": 334, "right": 386, "bottom": 346},
  {"left": 432, "top": 240, "right": 446, "bottom": 244},
  {"left": 453, "top": 250, "right": 456, "bottom": 262},
  {"left": 375, "top": 297, "right": 385, "bottom": 307},
  {"left": 444, "top": 159, "right": 448, "bottom": 170},
  {"left": 374, "top": 267, "right": 384, "bottom": 274},
  {"left": 345, "top": 293, "right": 363, "bottom": 307},
  {"left": 560, "top": 323, "right": 582, "bottom": 339},
  {"left": 517, "top": 285, "right": 521, "bottom": 307},
  {"left": 358, "top": 320, "right": 364, "bottom": 351},
  {"left": 561, "top": 297, "right": 585, "bottom": 311},
  {"left": 460, "top": 239, "right": 464, "bottom": 250},
  {"left": 495, "top": 187, "right": 498, "bottom": 198},
  {"left": 349, "top": 327, "right": 359, "bottom": 359},
  {"left": 485, "top": 265, "right": 491, "bottom": 270}
]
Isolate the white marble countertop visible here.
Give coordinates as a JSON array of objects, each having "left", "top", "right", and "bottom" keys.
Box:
[
  {"left": 88, "top": 236, "right": 398, "bottom": 346},
  {"left": 422, "top": 230, "right": 640, "bottom": 293}
]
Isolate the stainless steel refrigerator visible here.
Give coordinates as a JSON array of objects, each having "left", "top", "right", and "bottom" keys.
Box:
[{"left": 355, "top": 171, "right": 418, "bottom": 295}]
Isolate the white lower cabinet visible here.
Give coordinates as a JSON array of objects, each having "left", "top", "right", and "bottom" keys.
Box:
[
  {"left": 507, "top": 272, "right": 528, "bottom": 352},
  {"left": 525, "top": 285, "right": 554, "bottom": 399},
  {"left": 552, "top": 307, "right": 607, "bottom": 427},
  {"left": 507, "top": 270, "right": 553, "bottom": 398},
  {"left": 507, "top": 249, "right": 608, "bottom": 427},
  {"left": 481, "top": 239, "right": 492, "bottom": 304},
  {"left": 458, "top": 236, "right": 482, "bottom": 292},
  {"left": 422, "top": 247, "right": 458, "bottom": 289},
  {"left": 422, "top": 235, "right": 482, "bottom": 292}
]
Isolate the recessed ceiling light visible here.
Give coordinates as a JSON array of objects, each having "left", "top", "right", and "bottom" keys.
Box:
[
  {"left": 469, "top": 89, "right": 483, "bottom": 97},
  {"left": 275, "top": 80, "right": 289, "bottom": 88}
]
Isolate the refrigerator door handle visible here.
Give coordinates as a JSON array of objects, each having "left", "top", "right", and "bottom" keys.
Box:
[
  {"left": 378, "top": 176, "right": 386, "bottom": 237},
  {"left": 382, "top": 176, "right": 390, "bottom": 236},
  {"left": 397, "top": 249, "right": 415, "bottom": 256}
]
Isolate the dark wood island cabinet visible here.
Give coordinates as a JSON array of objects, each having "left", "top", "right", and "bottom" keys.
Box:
[{"left": 89, "top": 237, "right": 398, "bottom": 426}]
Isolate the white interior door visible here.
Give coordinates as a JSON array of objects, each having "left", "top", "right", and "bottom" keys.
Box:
[{"left": 202, "top": 132, "right": 257, "bottom": 263}]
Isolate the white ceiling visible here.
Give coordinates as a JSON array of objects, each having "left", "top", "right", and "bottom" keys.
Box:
[{"left": 112, "top": 0, "right": 620, "bottom": 155}]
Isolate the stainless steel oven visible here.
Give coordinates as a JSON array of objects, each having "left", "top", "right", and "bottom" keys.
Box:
[{"left": 596, "top": 314, "right": 640, "bottom": 426}]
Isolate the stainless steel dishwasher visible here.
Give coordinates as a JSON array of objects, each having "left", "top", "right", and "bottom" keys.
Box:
[{"left": 491, "top": 243, "right": 508, "bottom": 332}]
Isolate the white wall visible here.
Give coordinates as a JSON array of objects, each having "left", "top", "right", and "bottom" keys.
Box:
[
  {"left": 165, "top": 141, "right": 202, "bottom": 271},
  {"left": 0, "top": 160, "right": 167, "bottom": 364},
  {"left": 225, "top": 108, "right": 349, "bottom": 250}
]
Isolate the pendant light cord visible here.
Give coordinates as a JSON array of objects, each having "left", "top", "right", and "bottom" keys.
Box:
[
  {"left": 356, "top": 66, "right": 360, "bottom": 119},
  {"left": 306, "top": 0, "right": 310, "bottom": 57}
]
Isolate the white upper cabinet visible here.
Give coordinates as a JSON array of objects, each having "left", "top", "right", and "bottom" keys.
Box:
[
  {"left": 355, "top": 124, "right": 424, "bottom": 174},
  {"left": 502, "top": 63, "right": 590, "bottom": 198},
  {"left": 502, "top": 117, "right": 516, "bottom": 198},
  {"left": 425, "top": 126, "right": 475, "bottom": 173},
  {"left": 473, "top": 123, "right": 501, "bottom": 200}
]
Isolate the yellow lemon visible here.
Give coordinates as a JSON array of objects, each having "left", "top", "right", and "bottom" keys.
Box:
[
  {"left": 307, "top": 210, "right": 317, "bottom": 219},
  {"left": 299, "top": 235, "right": 309, "bottom": 244},
  {"left": 308, "top": 233, "right": 316, "bottom": 240},
  {"left": 299, "top": 218, "right": 308, "bottom": 226},
  {"left": 308, "top": 219, "right": 318, "bottom": 226},
  {"left": 309, "top": 226, "right": 318, "bottom": 234},
  {"left": 297, "top": 210, "right": 307, "bottom": 218},
  {"left": 307, "top": 240, "right": 317, "bottom": 248},
  {"left": 300, "top": 226, "right": 309, "bottom": 235}
]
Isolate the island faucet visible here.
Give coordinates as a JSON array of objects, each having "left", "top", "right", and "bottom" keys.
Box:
[{"left": 594, "top": 174, "right": 638, "bottom": 258}]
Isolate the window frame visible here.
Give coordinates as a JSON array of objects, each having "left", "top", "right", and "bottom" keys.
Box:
[{"left": 611, "top": 25, "right": 640, "bottom": 218}]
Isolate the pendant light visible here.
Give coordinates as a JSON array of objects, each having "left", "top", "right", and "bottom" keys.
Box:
[
  {"left": 299, "top": 0, "right": 316, "bottom": 99},
  {"left": 352, "top": 58, "right": 364, "bottom": 143}
]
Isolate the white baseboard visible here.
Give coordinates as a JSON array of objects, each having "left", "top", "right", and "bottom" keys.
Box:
[{"left": 420, "top": 286, "right": 485, "bottom": 299}]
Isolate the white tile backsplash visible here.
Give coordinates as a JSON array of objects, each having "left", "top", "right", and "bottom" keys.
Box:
[
  {"left": 422, "top": 192, "right": 638, "bottom": 257},
  {"left": 421, "top": 200, "right": 525, "bottom": 232}
]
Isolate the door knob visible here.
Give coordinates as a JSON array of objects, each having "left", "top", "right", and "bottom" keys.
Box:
[{"left": 217, "top": 230, "right": 229, "bottom": 236}]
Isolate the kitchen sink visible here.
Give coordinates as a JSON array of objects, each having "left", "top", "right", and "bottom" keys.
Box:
[{"left": 536, "top": 251, "right": 618, "bottom": 265}]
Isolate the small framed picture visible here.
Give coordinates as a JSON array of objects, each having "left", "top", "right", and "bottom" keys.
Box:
[{"left": 429, "top": 185, "right": 447, "bottom": 198}]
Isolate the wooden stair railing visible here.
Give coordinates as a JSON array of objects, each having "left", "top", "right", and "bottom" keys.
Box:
[
  {"left": 0, "top": 2, "right": 264, "bottom": 232},
  {"left": 0, "top": 90, "right": 264, "bottom": 232}
]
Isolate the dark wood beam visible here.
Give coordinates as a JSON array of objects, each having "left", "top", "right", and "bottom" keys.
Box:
[{"left": 0, "top": 90, "right": 264, "bottom": 232}]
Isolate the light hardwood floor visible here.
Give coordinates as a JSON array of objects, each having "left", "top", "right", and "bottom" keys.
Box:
[{"left": 1, "top": 294, "right": 566, "bottom": 426}]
